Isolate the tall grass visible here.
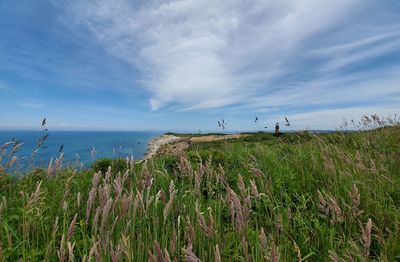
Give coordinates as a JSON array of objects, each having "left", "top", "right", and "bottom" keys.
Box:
[{"left": 0, "top": 118, "right": 399, "bottom": 261}]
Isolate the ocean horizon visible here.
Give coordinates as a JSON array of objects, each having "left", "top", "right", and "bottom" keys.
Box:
[{"left": 0, "top": 130, "right": 161, "bottom": 170}]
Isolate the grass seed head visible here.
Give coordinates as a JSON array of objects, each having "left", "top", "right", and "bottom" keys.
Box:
[
  {"left": 100, "top": 198, "right": 113, "bottom": 236},
  {"left": 163, "top": 181, "right": 176, "bottom": 222},
  {"left": 183, "top": 244, "right": 201, "bottom": 262},
  {"left": 361, "top": 218, "right": 373, "bottom": 258},
  {"left": 67, "top": 213, "right": 78, "bottom": 242},
  {"left": 215, "top": 245, "right": 221, "bottom": 262}
]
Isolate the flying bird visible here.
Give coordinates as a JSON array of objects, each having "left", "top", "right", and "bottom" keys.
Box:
[
  {"left": 285, "top": 117, "right": 290, "bottom": 126},
  {"left": 42, "top": 118, "right": 46, "bottom": 126},
  {"left": 218, "top": 119, "right": 227, "bottom": 130}
]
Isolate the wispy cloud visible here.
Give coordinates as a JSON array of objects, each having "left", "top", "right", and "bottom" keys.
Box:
[
  {"left": 0, "top": 82, "right": 13, "bottom": 91},
  {"left": 64, "top": 0, "right": 400, "bottom": 112},
  {"left": 249, "top": 68, "right": 400, "bottom": 110},
  {"left": 308, "top": 28, "right": 400, "bottom": 57},
  {"left": 19, "top": 101, "right": 46, "bottom": 109},
  {"left": 315, "top": 35, "right": 400, "bottom": 71}
]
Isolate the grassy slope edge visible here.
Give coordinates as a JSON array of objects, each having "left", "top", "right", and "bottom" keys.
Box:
[{"left": 0, "top": 126, "right": 399, "bottom": 261}]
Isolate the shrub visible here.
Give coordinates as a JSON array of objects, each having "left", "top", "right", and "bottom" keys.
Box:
[{"left": 92, "top": 158, "right": 127, "bottom": 173}]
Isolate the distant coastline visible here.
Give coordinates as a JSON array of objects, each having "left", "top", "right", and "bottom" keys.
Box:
[{"left": 144, "top": 133, "right": 249, "bottom": 160}]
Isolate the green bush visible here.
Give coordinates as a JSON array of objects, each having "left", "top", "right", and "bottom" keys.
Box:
[{"left": 92, "top": 158, "right": 127, "bottom": 173}]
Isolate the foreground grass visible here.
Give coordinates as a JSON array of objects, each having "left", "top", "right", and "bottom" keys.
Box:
[{"left": 0, "top": 127, "right": 399, "bottom": 261}]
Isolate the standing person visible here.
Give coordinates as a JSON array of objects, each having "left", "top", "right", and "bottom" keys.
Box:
[{"left": 275, "top": 122, "right": 280, "bottom": 136}]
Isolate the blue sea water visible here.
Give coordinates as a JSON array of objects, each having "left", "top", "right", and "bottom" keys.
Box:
[{"left": 0, "top": 130, "right": 160, "bottom": 170}]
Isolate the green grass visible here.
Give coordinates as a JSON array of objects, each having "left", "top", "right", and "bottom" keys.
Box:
[{"left": 0, "top": 126, "right": 399, "bottom": 261}]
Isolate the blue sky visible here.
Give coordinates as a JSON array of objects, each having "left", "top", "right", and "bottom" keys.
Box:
[{"left": 0, "top": 0, "right": 399, "bottom": 131}]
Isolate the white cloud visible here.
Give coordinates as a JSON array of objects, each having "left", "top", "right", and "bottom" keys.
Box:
[{"left": 66, "top": 0, "right": 399, "bottom": 112}]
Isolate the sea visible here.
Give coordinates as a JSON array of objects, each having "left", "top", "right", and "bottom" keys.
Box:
[{"left": 0, "top": 130, "right": 160, "bottom": 170}]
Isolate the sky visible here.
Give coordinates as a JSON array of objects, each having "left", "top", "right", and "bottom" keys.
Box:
[{"left": 0, "top": 0, "right": 399, "bottom": 132}]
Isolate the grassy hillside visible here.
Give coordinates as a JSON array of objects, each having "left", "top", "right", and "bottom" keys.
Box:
[{"left": 0, "top": 126, "right": 399, "bottom": 261}]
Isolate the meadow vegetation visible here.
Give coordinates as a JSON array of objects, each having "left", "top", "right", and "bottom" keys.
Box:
[{"left": 0, "top": 116, "right": 399, "bottom": 261}]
